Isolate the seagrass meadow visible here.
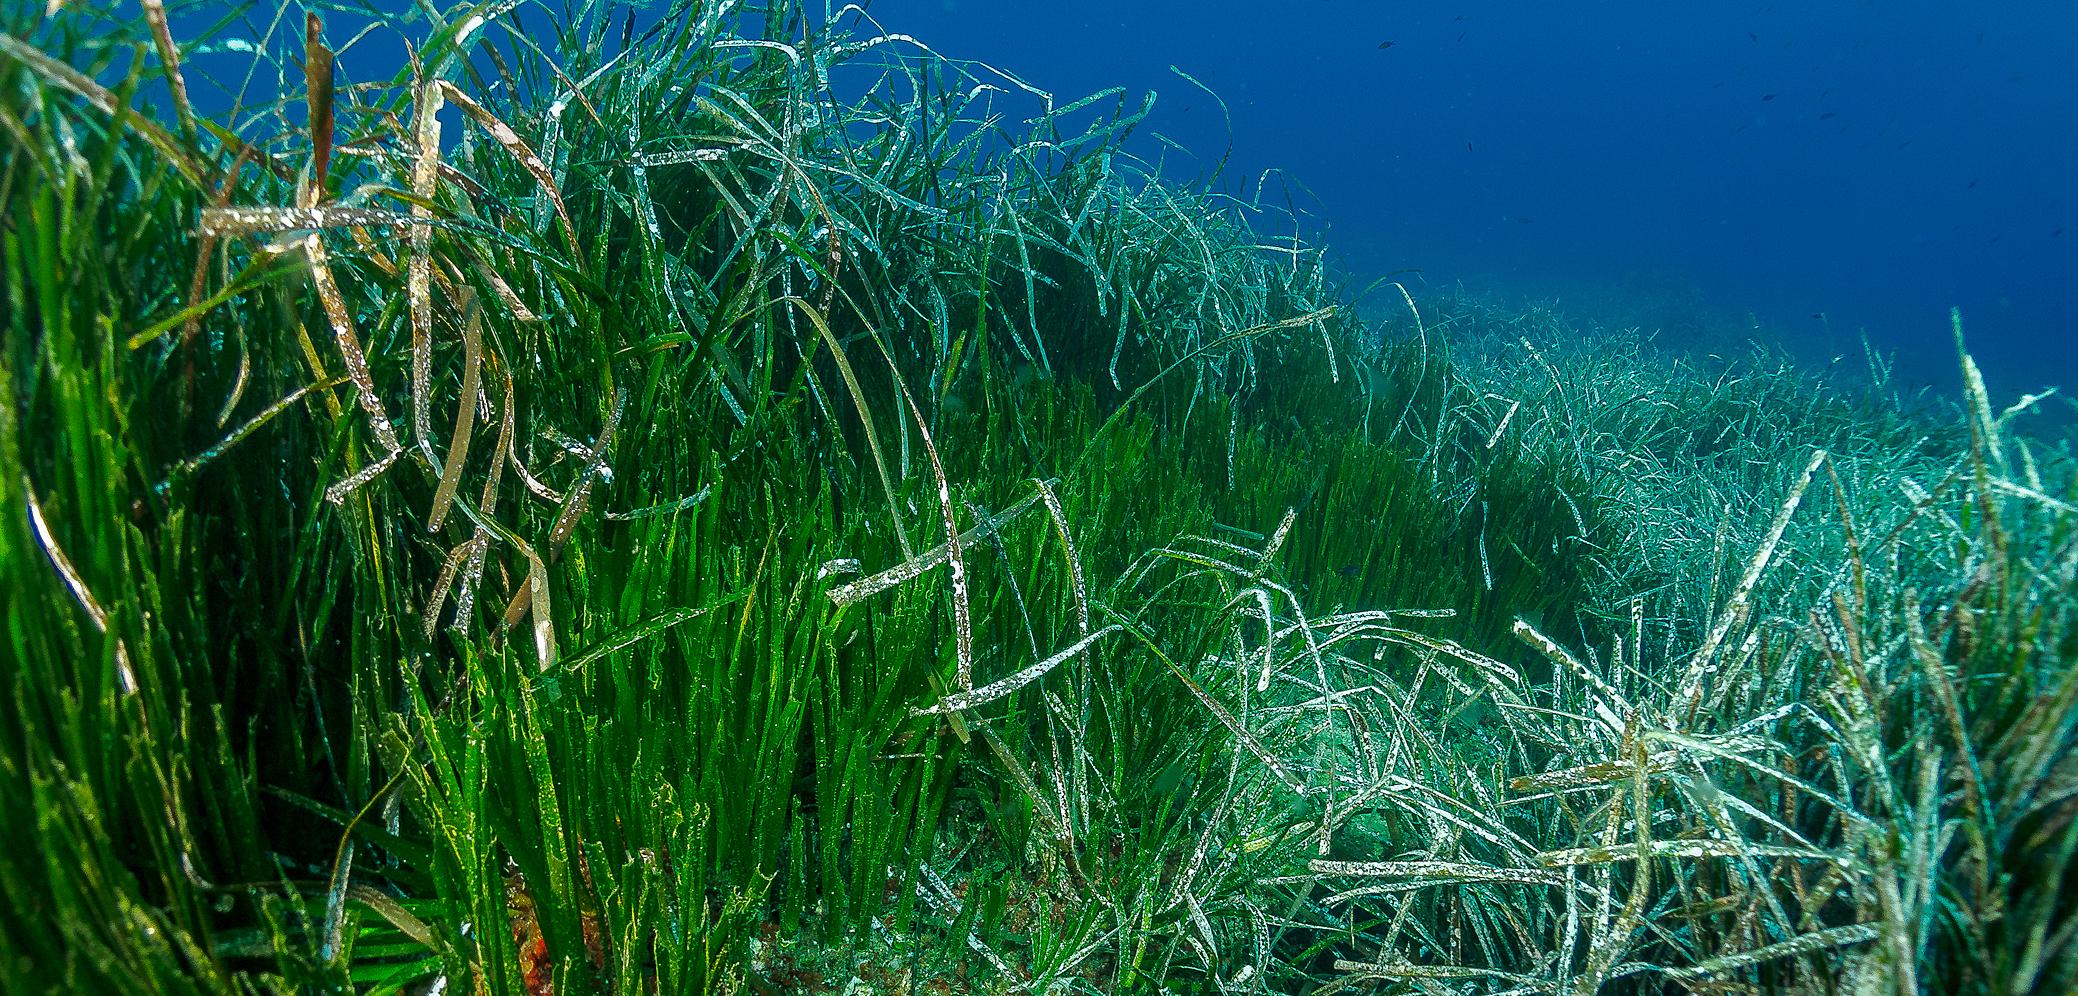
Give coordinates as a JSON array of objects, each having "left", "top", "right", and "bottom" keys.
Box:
[{"left": 2, "top": 2, "right": 2075, "bottom": 994}]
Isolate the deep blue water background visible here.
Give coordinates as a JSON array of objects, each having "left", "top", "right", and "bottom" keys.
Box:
[
  {"left": 150, "top": 0, "right": 2076, "bottom": 404},
  {"left": 857, "top": 0, "right": 2077, "bottom": 403}
]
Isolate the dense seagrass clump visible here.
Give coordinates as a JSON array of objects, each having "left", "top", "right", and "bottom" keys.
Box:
[{"left": 1, "top": 2, "right": 2071, "bottom": 993}]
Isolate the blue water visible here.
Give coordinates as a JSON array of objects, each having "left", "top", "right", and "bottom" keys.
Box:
[
  {"left": 860, "top": 0, "right": 2077, "bottom": 402},
  {"left": 149, "top": 0, "right": 2077, "bottom": 404}
]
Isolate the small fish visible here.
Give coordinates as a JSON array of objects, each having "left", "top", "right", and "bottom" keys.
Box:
[
  {"left": 1466, "top": 140, "right": 1474, "bottom": 152},
  {"left": 1748, "top": 31, "right": 1760, "bottom": 42},
  {"left": 1378, "top": 40, "right": 1395, "bottom": 50},
  {"left": 1338, "top": 565, "right": 1362, "bottom": 581},
  {"left": 1761, "top": 93, "right": 1777, "bottom": 102},
  {"left": 1820, "top": 111, "right": 1837, "bottom": 120},
  {"left": 1968, "top": 178, "right": 1979, "bottom": 188},
  {"left": 1458, "top": 31, "right": 1467, "bottom": 42},
  {"left": 2054, "top": 227, "right": 2066, "bottom": 237}
]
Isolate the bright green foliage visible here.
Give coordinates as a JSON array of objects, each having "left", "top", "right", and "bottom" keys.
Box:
[{"left": 1, "top": 3, "right": 2071, "bottom": 995}]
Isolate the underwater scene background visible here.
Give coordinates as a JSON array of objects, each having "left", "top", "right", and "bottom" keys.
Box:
[
  {"left": 0, "top": 1, "right": 2073, "bottom": 994},
  {"left": 869, "top": 0, "right": 2078, "bottom": 400}
]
